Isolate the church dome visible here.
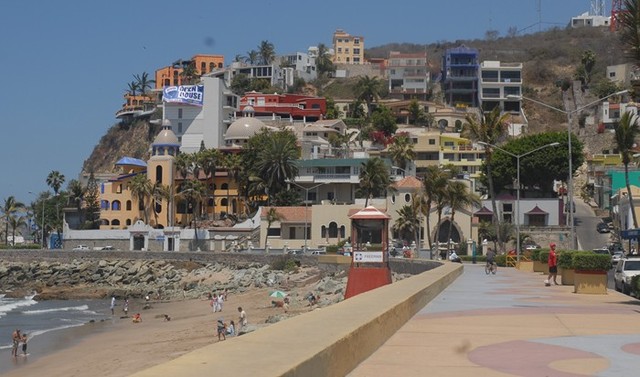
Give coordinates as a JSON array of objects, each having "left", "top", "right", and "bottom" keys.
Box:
[
  {"left": 153, "top": 119, "right": 180, "bottom": 146},
  {"left": 225, "top": 116, "right": 267, "bottom": 141}
]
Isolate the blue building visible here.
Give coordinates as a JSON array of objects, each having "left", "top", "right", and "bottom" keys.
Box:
[{"left": 442, "top": 45, "right": 479, "bottom": 108}]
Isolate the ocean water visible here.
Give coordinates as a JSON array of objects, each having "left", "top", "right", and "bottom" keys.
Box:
[{"left": 1, "top": 293, "right": 111, "bottom": 373}]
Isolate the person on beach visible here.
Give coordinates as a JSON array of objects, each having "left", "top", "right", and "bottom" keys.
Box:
[
  {"left": 132, "top": 313, "right": 142, "bottom": 323},
  {"left": 211, "top": 294, "right": 218, "bottom": 313},
  {"left": 110, "top": 296, "right": 116, "bottom": 315},
  {"left": 217, "top": 319, "right": 226, "bottom": 341},
  {"left": 21, "top": 333, "right": 28, "bottom": 356},
  {"left": 217, "top": 292, "right": 224, "bottom": 312},
  {"left": 123, "top": 298, "right": 129, "bottom": 316},
  {"left": 546, "top": 243, "right": 559, "bottom": 286},
  {"left": 226, "top": 320, "right": 235, "bottom": 336},
  {"left": 237, "top": 307, "right": 247, "bottom": 331},
  {"left": 11, "top": 329, "right": 21, "bottom": 357}
]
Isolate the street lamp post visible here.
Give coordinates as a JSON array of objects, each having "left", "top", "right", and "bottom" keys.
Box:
[
  {"left": 289, "top": 182, "right": 327, "bottom": 252},
  {"left": 478, "top": 142, "right": 560, "bottom": 261},
  {"left": 508, "top": 89, "right": 628, "bottom": 249}
]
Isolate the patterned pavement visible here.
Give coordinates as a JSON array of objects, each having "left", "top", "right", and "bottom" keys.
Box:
[{"left": 349, "top": 263, "right": 640, "bottom": 376}]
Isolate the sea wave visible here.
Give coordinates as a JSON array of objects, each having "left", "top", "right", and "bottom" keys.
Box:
[
  {"left": 0, "top": 299, "right": 38, "bottom": 316},
  {"left": 22, "top": 305, "right": 89, "bottom": 315},
  {"left": 0, "top": 321, "right": 86, "bottom": 350}
]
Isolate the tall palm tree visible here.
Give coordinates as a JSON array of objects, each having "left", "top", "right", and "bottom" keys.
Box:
[
  {"left": 422, "top": 166, "right": 449, "bottom": 247},
  {"left": 354, "top": 75, "right": 384, "bottom": 117},
  {"left": 133, "top": 72, "right": 155, "bottom": 95},
  {"left": 444, "top": 181, "right": 481, "bottom": 251},
  {"left": 252, "top": 131, "right": 300, "bottom": 203},
  {"left": 618, "top": 0, "right": 640, "bottom": 64},
  {"left": 357, "top": 157, "right": 393, "bottom": 207},
  {"left": 388, "top": 134, "right": 416, "bottom": 173},
  {"left": 245, "top": 50, "right": 259, "bottom": 65},
  {"left": 126, "top": 81, "right": 139, "bottom": 97},
  {"left": 46, "top": 170, "right": 65, "bottom": 195},
  {"left": 258, "top": 40, "right": 276, "bottom": 65},
  {"left": 393, "top": 204, "right": 419, "bottom": 244},
  {"left": 328, "top": 130, "right": 358, "bottom": 158},
  {"left": 464, "top": 106, "right": 509, "bottom": 250},
  {"left": 264, "top": 207, "right": 281, "bottom": 247},
  {"left": 153, "top": 183, "right": 172, "bottom": 227},
  {"left": 180, "top": 63, "right": 199, "bottom": 85},
  {"left": 197, "top": 149, "right": 220, "bottom": 219},
  {"left": 67, "top": 179, "right": 85, "bottom": 225},
  {"left": 615, "top": 111, "right": 640, "bottom": 228},
  {"left": 316, "top": 43, "right": 335, "bottom": 77},
  {"left": 129, "top": 174, "right": 153, "bottom": 224},
  {"left": 224, "top": 153, "right": 243, "bottom": 215},
  {"left": 9, "top": 214, "right": 27, "bottom": 246},
  {"left": 2, "top": 196, "right": 25, "bottom": 245}
]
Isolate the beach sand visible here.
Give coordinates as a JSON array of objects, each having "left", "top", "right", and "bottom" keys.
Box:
[{"left": 2, "top": 284, "right": 321, "bottom": 377}]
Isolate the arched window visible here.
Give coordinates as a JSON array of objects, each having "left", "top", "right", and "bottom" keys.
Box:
[
  {"left": 221, "top": 198, "right": 228, "bottom": 206},
  {"left": 126, "top": 200, "right": 132, "bottom": 211},
  {"left": 218, "top": 62, "right": 223, "bottom": 68},
  {"left": 100, "top": 219, "right": 109, "bottom": 226},
  {"left": 201, "top": 62, "right": 206, "bottom": 73},
  {"left": 328, "top": 222, "right": 338, "bottom": 238},
  {"left": 112, "top": 219, "right": 120, "bottom": 226},
  {"left": 101, "top": 200, "right": 109, "bottom": 210},
  {"left": 155, "top": 200, "right": 162, "bottom": 214},
  {"left": 112, "top": 200, "right": 121, "bottom": 211},
  {"left": 209, "top": 62, "right": 215, "bottom": 71},
  {"left": 208, "top": 197, "right": 214, "bottom": 206},
  {"left": 156, "top": 166, "right": 163, "bottom": 183},
  {"left": 126, "top": 219, "right": 132, "bottom": 226},
  {"left": 321, "top": 225, "right": 327, "bottom": 238},
  {"left": 340, "top": 225, "right": 346, "bottom": 238},
  {"left": 221, "top": 183, "right": 229, "bottom": 190}
]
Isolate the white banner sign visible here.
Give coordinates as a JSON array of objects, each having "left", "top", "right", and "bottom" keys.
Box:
[{"left": 354, "top": 251, "right": 384, "bottom": 263}]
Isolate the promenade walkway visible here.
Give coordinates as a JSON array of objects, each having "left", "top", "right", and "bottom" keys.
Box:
[{"left": 349, "top": 263, "right": 640, "bottom": 376}]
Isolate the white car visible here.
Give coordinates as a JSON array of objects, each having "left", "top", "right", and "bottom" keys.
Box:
[
  {"left": 611, "top": 251, "right": 624, "bottom": 267},
  {"left": 72, "top": 245, "right": 89, "bottom": 251},
  {"left": 613, "top": 257, "right": 640, "bottom": 295}
]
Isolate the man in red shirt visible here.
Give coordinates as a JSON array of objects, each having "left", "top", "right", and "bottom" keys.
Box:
[{"left": 546, "top": 243, "right": 558, "bottom": 286}]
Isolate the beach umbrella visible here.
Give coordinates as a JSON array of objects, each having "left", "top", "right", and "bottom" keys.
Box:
[{"left": 269, "top": 290, "right": 287, "bottom": 298}]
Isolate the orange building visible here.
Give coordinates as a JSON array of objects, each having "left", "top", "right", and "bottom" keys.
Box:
[{"left": 155, "top": 54, "right": 225, "bottom": 89}]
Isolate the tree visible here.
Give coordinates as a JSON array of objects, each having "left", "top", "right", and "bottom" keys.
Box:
[
  {"left": 224, "top": 153, "right": 243, "bottom": 215},
  {"left": 67, "top": 179, "right": 85, "bottom": 225},
  {"left": 357, "top": 157, "right": 393, "bottom": 207},
  {"left": 197, "top": 148, "right": 220, "bottom": 219},
  {"left": 133, "top": 72, "right": 155, "bottom": 95},
  {"left": 130, "top": 173, "right": 153, "bottom": 224},
  {"left": 264, "top": 207, "right": 281, "bottom": 246},
  {"left": 46, "top": 170, "right": 65, "bottom": 195},
  {"left": 258, "top": 40, "right": 275, "bottom": 65},
  {"left": 618, "top": 0, "right": 640, "bottom": 64},
  {"left": 2, "top": 196, "right": 25, "bottom": 245},
  {"left": 370, "top": 105, "right": 397, "bottom": 136},
  {"left": 9, "top": 214, "right": 27, "bottom": 246},
  {"left": 408, "top": 99, "right": 429, "bottom": 126},
  {"left": 230, "top": 73, "right": 251, "bottom": 95},
  {"left": 328, "top": 129, "right": 358, "bottom": 158},
  {"left": 393, "top": 204, "right": 420, "bottom": 243},
  {"left": 153, "top": 183, "right": 172, "bottom": 226},
  {"left": 388, "top": 133, "right": 416, "bottom": 172},
  {"left": 126, "top": 81, "right": 139, "bottom": 96},
  {"left": 485, "top": 29, "right": 499, "bottom": 41},
  {"left": 614, "top": 111, "right": 640, "bottom": 228},
  {"left": 354, "top": 75, "right": 384, "bottom": 117},
  {"left": 325, "top": 97, "right": 342, "bottom": 119},
  {"left": 421, "top": 166, "right": 448, "bottom": 247},
  {"left": 316, "top": 43, "right": 335, "bottom": 77},
  {"left": 83, "top": 172, "right": 100, "bottom": 229},
  {"left": 180, "top": 63, "right": 199, "bottom": 85},
  {"left": 464, "top": 107, "right": 509, "bottom": 251},
  {"left": 245, "top": 50, "right": 259, "bottom": 65},
  {"left": 444, "top": 181, "right": 480, "bottom": 251}
]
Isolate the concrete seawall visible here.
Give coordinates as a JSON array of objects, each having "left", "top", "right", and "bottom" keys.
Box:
[{"left": 129, "top": 262, "right": 462, "bottom": 377}]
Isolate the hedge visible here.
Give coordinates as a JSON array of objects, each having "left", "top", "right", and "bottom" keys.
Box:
[
  {"left": 538, "top": 250, "right": 550, "bottom": 263},
  {"left": 530, "top": 249, "right": 541, "bottom": 262},
  {"left": 571, "top": 251, "right": 611, "bottom": 271},
  {"left": 557, "top": 250, "right": 577, "bottom": 269},
  {"left": 631, "top": 275, "right": 640, "bottom": 297},
  {"left": 0, "top": 244, "right": 41, "bottom": 250}
]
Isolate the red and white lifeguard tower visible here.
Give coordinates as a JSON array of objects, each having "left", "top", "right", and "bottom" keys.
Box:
[{"left": 344, "top": 206, "right": 392, "bottom": 299}]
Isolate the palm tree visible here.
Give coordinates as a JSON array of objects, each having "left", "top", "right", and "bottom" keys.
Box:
[
  {"left": 258, "top": 40, "right": 276, "bottom": 65},
  {"left": 153, "top": 183, "right": 172, "bottom": 227},
  {"left": 393, "top": 204, "right": 419, "bottom": 244},
  {"left": 444, "top": 181, "right": 481, "bottom": 251},
  {"left": 133, "top": 72, "right": 155, "bottom": 95},
  {"left": 196, "top": 149, "right": 220, "bottom": 219},
  {"left": 129, "top": 174, "right": 153, "bottom": 224},
  {"left": 2, "top": 196, "right": 25, "bottom": 245},
  {"left": 180, "top": 63, "right": 199, "bottom": 85},
  {"left": 67, "top": 179, "right": 85, "bottom": 225},
  {"left": 328, "top": 130, "right": 358, "bottom": 158},
  {"left": 252, "top": 131, "right": 300, "bottom": 203},
  {"left": 9, "top": 214, "right": 27, "bottom": 246},
  {"left": 615, "top": 111, "right": 640, "bottom": 228},
  {"left": 126, "top": 81, "right": 139, "bottom": 97},
  {"left": 46, "top": 170, "right": 65, "bottom": 195},
  {"left": 264, "top": 207, "right": 281, "bottom": 246},
  {"left": 388, "top": 134, "right": 416, "bottom": 173},
  {"left": 224, "top": 153, "right": 243, "bottom": 215},
  {"left": 422, "top": 166, "right": 449, "bottom": 247},
  {"left": 245, "top": 50, "right": 259, "bottom": 65},
  {"left": 354, "top": 75, "right": 384, "bottom": 117},
  {"left": 464, "top": 106, "right": 509, "bottom": 250},
  {"left": 357, "top": 157, "right": 393, "bottom": 207},
  {"left": 618, "top": 0, "right": 640, "bottom": 64}
]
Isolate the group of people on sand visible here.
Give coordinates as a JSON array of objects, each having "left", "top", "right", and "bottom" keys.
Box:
[
  {"left": 208, "top": 289, "right": 228, "bottom": 313},
  {"left": 215, "top": 306, "right": 247, "bottom": 341},
  {"left": 11, "top": 329, "right": 28, "bottom": 357}
]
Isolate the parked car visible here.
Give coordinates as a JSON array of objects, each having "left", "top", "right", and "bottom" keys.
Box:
[
  {"left": 592, "top": 247, "right": 612, "bottom": 257},
  {"left": 101, "top": 246, "right": 115, "bottom": 250},
  {"left": 72, "top": 245, "right": 89, "bottom": 251},
  {"left": 524, "top": 243, "right": 541, "bottom": 251},
  {"left": 596, "top": 222, "right": 610, "bottom": 233},
  {"left": 612, "top": 251, "right": 624, "bottom": 267},
  {"left": 614, "top": 257, "right": 640, "bottom": 295}
]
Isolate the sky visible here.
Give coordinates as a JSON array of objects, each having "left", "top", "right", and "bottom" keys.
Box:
[{"left": 0, "top": 0, "right": 597, "bottom": 206}]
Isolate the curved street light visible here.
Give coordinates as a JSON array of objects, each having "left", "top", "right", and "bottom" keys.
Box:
[
  {"left": 478, "top": 141, "right": 560, "bottom": 261},
  {"left": 507, "top": 89, "right": 628, "bottom": 249}
]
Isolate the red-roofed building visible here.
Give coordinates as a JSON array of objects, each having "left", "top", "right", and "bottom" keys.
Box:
[{"left": 239, "top": 92, "right": 326, "bottom": 122}]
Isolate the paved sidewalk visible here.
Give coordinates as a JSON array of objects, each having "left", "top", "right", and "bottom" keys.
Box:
[{"left": 349, "top": 263, "right": 640, "bottom": 376}]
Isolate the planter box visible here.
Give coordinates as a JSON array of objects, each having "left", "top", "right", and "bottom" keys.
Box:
[
  {"left": 560, "top": 268, "right": 575, "bottom": 286},
  {"left": 533, "top": 260, "right": 549, "bottom": 274},
  {"left": 574, "top": 270, "right": 608, "bottom": 294},
  {"left": 517, "top": 261, "right": 534, "bottom": 272}
]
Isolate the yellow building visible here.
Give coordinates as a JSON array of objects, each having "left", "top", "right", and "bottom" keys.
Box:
[
  {"left": 332, "top": 29, "right": 364, "bottom": 65},
  {"left": 155, "top": 54, "right": 224, "bottom": 89}
]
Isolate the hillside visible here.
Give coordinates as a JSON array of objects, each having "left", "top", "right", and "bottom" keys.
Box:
[{"left": 82, "top": 27, "right": 629, "bottom": 175}]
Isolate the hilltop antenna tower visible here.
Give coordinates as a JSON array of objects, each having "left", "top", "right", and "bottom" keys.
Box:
[
  {"left": 591, "top": 0, "right": 606, "bottom": 16},
  {"left": 537, "top": 0, "right": 542, "bottom": 32},
  {"left": 611, "top": 0, "right": 624, "bottom": 31}
]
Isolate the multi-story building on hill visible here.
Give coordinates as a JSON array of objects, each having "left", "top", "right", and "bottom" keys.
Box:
[
  {"left": 387, "top": 51, "right": 430, "bottom": 101},
  {"left": 442, "top": 45, "right": 480, "bottom": 108},
  {"left": 239, "top": 92, "right": 326, "bottom": 122},
  {"left": 155, "top": 54, "right": 224, "bottom": 89},
  {"left": 332, "top": 29, "right": 364, "bottom": 65},
  {"left": 478, "top": 60, "right": 522, "bottom": 113}
]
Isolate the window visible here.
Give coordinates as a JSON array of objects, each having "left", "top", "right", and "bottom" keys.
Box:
[
  {"left": 201, "top": 62, "right": 206, "bottom": 73},
  {"left": 112, "top": 219, "right": 120, "bottom": 226},
  {"left": 126, "top": 200, "right": 132, "bottom": 211},
  {"left": 328, "top": 222, "right": 338, "bottom": 238},
  {"left": 503, "top": 203, "right": 513, "bottom": 212},
  {"left": 210, "top": 62, "right": 215, "bottom": 71},
  {"left": 609, "top": 72, "right": 616, "bottom": 78},
  {"left": 267, "top": 227, "right": 281, "bottom": 237},
  {"left": 178, "top": 122, "right": 183, "bottom": 133},
  {"left": 429, "top": 139, "right": 436, "bottom": 145},
  {"left": 156, "top": 166, "right": 163, "bottom": 183},
  {"left": 178, "top": 108, "right": 183, "bottom": 119},
  {"left": 101, "top": 200, "right": 109, "bottom": 210},
  {"left": 112, "top": 200, "right": 121, "bottom": 211},
  {"left": 117, "top": 184, "right": 122, "bottom": 194},
  {"left": 221, "top": 183, "right": 229, "bottom": 190},
  {"left": 126, "top": 219, "right": 132, "bottom": 226},
  {"left": 405, "top": 193, "right": 411, "bottom": 203}
]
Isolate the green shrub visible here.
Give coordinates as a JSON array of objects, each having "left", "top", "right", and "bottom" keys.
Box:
[
  {"left": 631, "top": 275, "right": 640, "bottom": 297},
  {"left": 495, "top": 254, "right": 507, "bottom": 267},
  {"left": 538, "top": 250, "right": 550, "bottom": 264},
  {"left": 557, "top": 250, "right": 576, "bottom": 269},
  {"left": 0, "top": 244, "right": 41, "bottom": 250},
  {"left": 571, "top": 251, "right": 611, "bottom": 271},
  {"left": 270, "top": 256, "right": 299, "bottom": 272},
  {"left": 460, "top": 255, "right": 486, "bottom": 262},
  {"left": 530, "top": 249, "right": 541, "bottom": 261},
  {"left": 325, "top": 245, "right": 340, "bottom": 254}
]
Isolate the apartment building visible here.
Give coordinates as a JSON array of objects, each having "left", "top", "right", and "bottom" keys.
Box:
[
  {"left": 478, "top": 60, "right": 522, "bottom": 113},
  {"left": 442, "top": 45, "right": 479, "bottom": 108},
  {"left": 239, "top": 92, "right": 326, "bottom": 122},
  {"left": 387, "top": 51, "right": 430, "bottom": 100},
  {"left": 155, "top": 54, "right": 224, "bottom": 89},
  {"left": 332, "top": 29, "right": 364, "bottom": 65}
]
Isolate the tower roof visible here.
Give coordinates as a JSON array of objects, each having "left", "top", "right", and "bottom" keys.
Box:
[{"left": 153, "top": 119, "right": 180, "bottom": 146}]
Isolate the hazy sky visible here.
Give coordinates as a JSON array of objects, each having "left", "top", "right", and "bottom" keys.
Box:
[{"left": 0, "top": 0, "right": 597, "bottom": 205}]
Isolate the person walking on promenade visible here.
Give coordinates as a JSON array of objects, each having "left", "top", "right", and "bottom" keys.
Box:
[{"left": 546, "top": 243, "right": 559, "bottom": 286}]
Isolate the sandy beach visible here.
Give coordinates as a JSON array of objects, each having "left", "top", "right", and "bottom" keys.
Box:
[{"left": 2, "top": 270, "right": 332, "bottom": 377}]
